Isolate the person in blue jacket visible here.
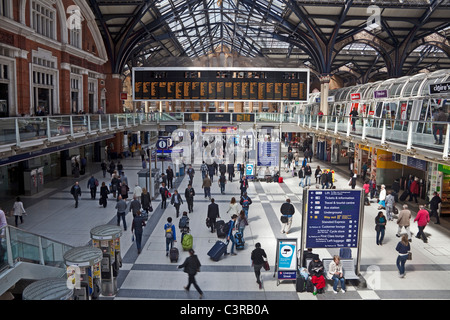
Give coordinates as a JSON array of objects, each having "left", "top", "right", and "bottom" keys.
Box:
[
  {"left": 164, "top": 217, "right": 177, "bottom": 256},
  {"left": 225, "top": 214, "right": 238, "bottom": 256}
]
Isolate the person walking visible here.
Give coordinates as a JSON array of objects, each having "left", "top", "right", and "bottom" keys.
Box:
[
  {"left": 304, "top": 164, "right": 312, "bottom": 187},
  {"left": 99, "top": 182, "right": 110, "bottom": 208},
  {"left": 429, "top": 191, "right": 442, "bottom": 224},
  {"left": 115, "top": 195, "right": 128, "bottom": 231},
  {"left": 12, "top": 197, "right": 26, "bottom": 227},
  {"left": 227, "top": 163, "right": 235, "bottom": 182},
  {"left": 280, "top": 198, "right": 295, "bottom": 234},
  {"left": 251, "top": 242, "right": 267, "bottom": 289},
  {"left": 202, "top": 175, "right": 212, "bottom": 200},
  {"left": 110, "top": 172, "right": 120, "bottom": 198},
  {"left": 133, "top": 183, "right": 142, "bottom": 201},
  {"left": 240, "top": 175, "right": 248, "bottom": 196},
  {"left": 141, "top": 187, "right": 152, "bottom": 214},
  {"left": 219, "top": 174, "right": 227, "bottom": 194},
  {"left": 225, "top": 214, "right": 238, "bottom": 256},
  {"left": 70, "top": 181, "right": 82, "bottom": 208},
  {"left": 166, "top": 166, "right": 174, "bottom": 189},
  {"left": 315, "top": 165, "right": 322, "bottom": 184},
  {"left": 185, "top": 184, "right": 195, "bottom": 213},
  {"left": 321, "top": 169, "right": 329, "bottom": 189},
  {"left": 159, "top": 182, "right": 170, "bottom": 209},
  {"left": 119, "top": 182, "right": 129, "bottom": 200},
  {"left": 350, "top": 172, "right": 357, "bottom": 189},
  {"left": 378, "top": 184, "right": 386, "bottom": 210},
  {"left": 375, "top": 211, "right": 387, "bottom": 245},
  {"left": 369, "top": 176, "right": 377, "bottom": 200},
  {"left": 170, "top": 189, "right": 183, "bottom": 218},
  {"left": 328, "top": 255, "right": 346, "bottom": 294},
  {"left": 207, "top": 198, "right": 220, "bottom": 233},
  {"left": 87, "top": 175, "right": 98, "bottom": 200},
  {"left": 350, "top": 107, "right": 358, "bottom": 131},
  {"left": 298, "top": 166, "right": 305, "bottom": 188},
  {"left": 131, "top": 210, "right": 146, "bottom": 254},
  {"left": 226, "top": 197, "right": 241, "bottom": 217},
  {"left": 408, "top": 177, "right": 420, "bottom": 204},
  {"left": 433, "top": 107, "right": 447, "bottom": 145},
  {"left": 396, "top": 234, "right": 411, "bottom": 278},
  {"left": 187, "top": 165, "right": 195, "bottom": 186},
  {"left": 385, "top": 191, "right": 396, "bottom": 221},
  {"left": 236, "top": 210, "right": 248, "bottom": 236},
  {"left": 396, "top": 204, "right": 412, "bottom": 241},
  {"left": 414, "top": 205, "right": 430, "bottom": 243},
  {"left": 239, "top": 192, "right": 252, "bottom": 219},
  {"left": 101, "top": 161, "right": 107, "bottom": 178},
  {"left": 178, "top": 249, "right": 203, "bottom": 299},
  {"left": 129, "top": 195, "right": 142, "bottom": 217},
  {"left": 164, "top": 217, "right": 177, "bottom": 256},
  {"left": 201, "top": 161, "right": 208, "bottom": 180}
]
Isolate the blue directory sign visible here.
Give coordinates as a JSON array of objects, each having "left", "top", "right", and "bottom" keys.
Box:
[
  {"left": 305, "top": 189, "right": 362, "bottom": 248},
  {"left": 257, "top": 142, "right": 280, "bottom": 167},
  {"left": 275, "top": 238, "right": 298, "bottom": 283}
]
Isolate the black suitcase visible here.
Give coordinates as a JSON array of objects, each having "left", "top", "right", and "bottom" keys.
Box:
[
  {"left": 207, "top": 240, "right": 228, "bottom": 261},
  {"left": 296, "top": 275, "right": 306, "bottom": 292},
  {"left": 399, "top": 190, "right": 409, "bottom": 201},
  {"left": 216, "top": 220, "right": 228, "bottom": 238},
  {"left": 169, "top": 247, "right": 179, "bottom": 263}
]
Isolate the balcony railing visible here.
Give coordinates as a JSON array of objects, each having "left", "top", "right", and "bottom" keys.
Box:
[{"left": 0, "top": 112, "right": 448, "bottom": 160}]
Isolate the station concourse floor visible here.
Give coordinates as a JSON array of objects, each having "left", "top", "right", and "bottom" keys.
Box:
[{"left": 7, "top": 146, "right": 450, "bottom": 301}]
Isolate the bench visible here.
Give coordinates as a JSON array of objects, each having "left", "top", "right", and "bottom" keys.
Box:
[{"left": 322, "top": 258, "right": 359, "bottom": 280}]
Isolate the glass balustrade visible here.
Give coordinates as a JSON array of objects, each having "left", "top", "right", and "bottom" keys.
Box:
[{"left": 0, "top": 226, "right": 73, "bottom": 274}]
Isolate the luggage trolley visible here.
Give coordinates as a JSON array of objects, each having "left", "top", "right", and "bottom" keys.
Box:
[{"left": 90, "top": 225, "right": 123, "bottom": 296}]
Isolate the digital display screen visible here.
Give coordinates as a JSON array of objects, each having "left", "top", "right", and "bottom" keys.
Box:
[{"left": 133, "top": 67, "right": 309, "bottom": 102}]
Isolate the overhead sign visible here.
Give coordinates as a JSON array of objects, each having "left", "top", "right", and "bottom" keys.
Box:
[
  {"left": 374, "top": 89, "right": 388, "bottom": 99},
  {"left": 430, "top": 82, "right": 450, "bottom": 94},
  {"left": 305, "top": 189, "right": 362, "bottom": 248},
  {"left": 275, "top": 238, "right": 298, "bottom": 283},
  {"left": 156, "top": 137, "right": 173, "bottom": 150}
]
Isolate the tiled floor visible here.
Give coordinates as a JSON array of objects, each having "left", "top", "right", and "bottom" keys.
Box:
[{"left": 8, "top": 145, "right": 450, "bottom": 300}]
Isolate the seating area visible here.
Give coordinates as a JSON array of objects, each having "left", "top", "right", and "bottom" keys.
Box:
[{"left": 322, "top": 259, "right": 359, "bottom": 280}]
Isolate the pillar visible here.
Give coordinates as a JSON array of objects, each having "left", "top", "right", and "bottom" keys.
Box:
[{"left": 319, "top": 74, "right": 331, "bottom": 115}]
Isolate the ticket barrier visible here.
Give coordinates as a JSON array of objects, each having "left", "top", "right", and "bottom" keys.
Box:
[
  {"left": 63, "top": 246, "right": 103, "bottom": 300},
  {"left": 90, "top": 225, "right": 123, "bottom": 296}
]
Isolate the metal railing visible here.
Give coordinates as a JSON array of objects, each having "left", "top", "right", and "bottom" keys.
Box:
[
  {"left": 0, "top": 225, "right": 73, "bottom": 273},
  {"left": 0, "top": 112, "right": 448, "bottom": 159}
]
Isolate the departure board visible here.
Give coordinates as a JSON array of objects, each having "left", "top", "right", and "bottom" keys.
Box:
[{"left": 133, "top": 67, "right": 309, "bottom": 102}]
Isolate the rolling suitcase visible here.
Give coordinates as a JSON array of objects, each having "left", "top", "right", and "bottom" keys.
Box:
[
  {"left": 399, "top": 190, "right": 409, "bottom": 201},
  {"left": 169, "top": 247, "right": 179, "bottom": 263},
  {"left": 296, "top": 274, "right": 306, "bottom": 292},
  {"left": 207, "top": 240, "right": 228, "bottom": 261},
  {"left": 182, "top": 233, "right": 193, "bottom": 251},
  {"left": 234, "top": 231, "right": 245, "bottom": 250}
]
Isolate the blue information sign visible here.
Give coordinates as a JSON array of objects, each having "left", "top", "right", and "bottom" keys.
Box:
[{"left": 305, "top": 189, "right": 362, "bottom": 248}]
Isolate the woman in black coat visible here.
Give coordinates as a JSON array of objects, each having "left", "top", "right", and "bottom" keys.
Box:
[
  {"left": 99, "top": 182, "right": 110, "bottom": 208},
  {"left": 141, "top": 187, "right": 152, "bottom": 213}
]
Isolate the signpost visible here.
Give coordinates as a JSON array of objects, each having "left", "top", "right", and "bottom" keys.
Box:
[
  {"left": 274, "top": 238, "right": 298, "bottom": 286},
  {"left": 300, "top": 189, "right": 364, "bottom": 275}
]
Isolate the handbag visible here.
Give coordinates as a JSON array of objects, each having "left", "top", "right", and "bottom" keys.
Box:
[
  {"left": 263, "top": 259, "right": 270, "bottom": 271},
  {"left": 407, "top": 252, "right": 412, "bottom": 260},
  {"left": 280, "top": 215, "right": 288, "bottom": 223}
]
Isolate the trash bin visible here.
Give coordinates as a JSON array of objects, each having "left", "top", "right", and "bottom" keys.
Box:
[{"left": 22, "top": 278, "right": 73, "bottom": 300}]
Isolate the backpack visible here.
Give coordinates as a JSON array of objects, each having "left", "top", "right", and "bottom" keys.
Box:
[
  {"left": 179, "top": 216, "right": 189, "bottom": 229},
  {"left": 241, "top": 197, "right": 250, "bottom": 208},
  {"left": 165, "top": 224, "right": 173, "bottom": 239}
]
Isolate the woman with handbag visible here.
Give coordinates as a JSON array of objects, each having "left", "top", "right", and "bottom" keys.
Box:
[
  {"left": 251, "top": 242, "right": 267, "bottom": 289},
  {"left": 396, "top": 234, "right": 411, "bottom": 278},
  {"left": 141, "top": 188, "right": 152, "bottom": 214}
]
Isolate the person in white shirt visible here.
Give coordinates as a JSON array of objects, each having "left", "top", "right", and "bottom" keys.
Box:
[
  {"left": 12, "top": 197, "right": 26, "bottom": 227},
  {"left": 328, "top": 255, "right": 346, "bottom": 294},
  {"left": 226, "top": 197, "right": 241, "bottom": 217}
]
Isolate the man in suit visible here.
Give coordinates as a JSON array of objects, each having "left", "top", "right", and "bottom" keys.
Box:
[{"left": 207, "top": 198, "right": 220, "bottom": 233}]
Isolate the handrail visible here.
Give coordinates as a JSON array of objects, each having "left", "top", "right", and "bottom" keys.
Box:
[
  {"left": 0, "top": 225, "right": 73, "bottom": 274},
  {"left": 0, "top": 112, "right": 448, "bottom": 159}
]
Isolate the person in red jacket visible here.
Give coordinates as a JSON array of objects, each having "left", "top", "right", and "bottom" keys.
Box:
[
  {"left": 408, "top": 177, "right": 420, "bottom": 204},
  {"left": 414, "top": 205, "right": 430, "bottom": 243}
]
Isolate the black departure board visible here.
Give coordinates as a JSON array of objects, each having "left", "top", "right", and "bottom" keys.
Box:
[{"left": 133, "top": 67, "right": 309, "bottom": 102}]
